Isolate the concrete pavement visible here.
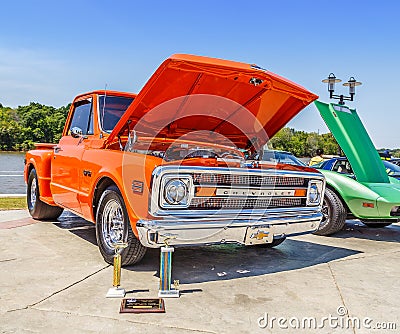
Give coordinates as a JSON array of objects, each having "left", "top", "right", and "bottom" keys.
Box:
[{"left": 0, "top": 210, "right": 399, "bottom": 333}]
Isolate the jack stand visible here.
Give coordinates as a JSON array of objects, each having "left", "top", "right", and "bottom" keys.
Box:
[
  {"left": 106, "top": 243, "right": 128, "bottom": 298},
  {"left": 158, "top": 245, "right": 180, "bottom": 298}
]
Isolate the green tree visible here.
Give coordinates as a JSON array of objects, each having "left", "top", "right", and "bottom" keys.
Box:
[
  {"left": 16, "top": 102, "right": 68, "bottom": 149},
  {"left": 0, "top": 107, "right": 23, "bottom": 150},
  {"left": 268, "top": 127, "right": 340, "bottom": 157},
  {"left": 0, "top": 102, "right": 69, "bottom": 151}
]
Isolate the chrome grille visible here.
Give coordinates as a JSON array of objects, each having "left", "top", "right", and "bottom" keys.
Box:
[
  {"left": 190, "top": 172, "right": 307, "bottom": 210},
  {"left": 193, "top": 173, "right": 305, "bottom": 187},
  {"left": 189, "top": 197, "right": 303, "bottom": 209}
]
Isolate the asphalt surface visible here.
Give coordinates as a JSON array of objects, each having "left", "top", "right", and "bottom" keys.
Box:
[{"left": 0, "top": 210, "right": 399, "bottom": 333}]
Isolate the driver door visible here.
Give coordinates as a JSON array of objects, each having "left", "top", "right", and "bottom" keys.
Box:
[{"left": 51, "top": 97, "right": 94, "bottom": 214}]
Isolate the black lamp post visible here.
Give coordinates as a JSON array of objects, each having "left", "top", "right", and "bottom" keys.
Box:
[{"left": 322, "top": 73, "right": 362, "bottom": 105}]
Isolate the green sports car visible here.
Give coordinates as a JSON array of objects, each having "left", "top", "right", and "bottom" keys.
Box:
[{"left": 312, "top": 101, "right": 400, "bottom": 235}]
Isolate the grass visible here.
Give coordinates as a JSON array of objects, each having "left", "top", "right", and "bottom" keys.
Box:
[{"left": 0, "top": 197, "right": 27, "bottom": 210}]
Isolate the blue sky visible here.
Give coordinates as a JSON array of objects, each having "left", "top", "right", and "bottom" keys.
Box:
[{"left": 1, "top": 0, "right": 399, "bottom": 148}]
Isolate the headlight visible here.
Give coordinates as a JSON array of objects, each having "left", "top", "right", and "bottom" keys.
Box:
[
  {"left": 165, "top": 179, "right": 188, "bottom": 204},
  {"left": 307, "top": 180, "right": 324, "bottom": 206},
  {"left": 160, "top": 176, "right": 192, "bottom": 208}
]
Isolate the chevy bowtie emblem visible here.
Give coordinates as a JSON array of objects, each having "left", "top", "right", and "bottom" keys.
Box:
[{"left": 251, "top": 230, "right": 270, "bottom": 240}]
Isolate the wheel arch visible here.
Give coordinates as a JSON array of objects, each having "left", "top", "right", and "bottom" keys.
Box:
[
  {"left": 26, "top": 162, "right": 35, "bottom": 180},
  {"left": 321, "top": 170, "right": 377, "bottom": 217},
  {"left": 324, "top": 183, "right": 351, "bottom": 215},
  {"left": 91, "top": 174, "right": 139, "bottom": 230},
  {"left": 92, "top": 176, "right": 119, "bottom": 221}
]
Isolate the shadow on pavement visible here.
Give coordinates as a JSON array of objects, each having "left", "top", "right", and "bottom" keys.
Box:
[
  {"left": 127, "top": 239, "right": 361, "bottom": 284},
  {"left": 330, "top": 220, "right": 400, "bottom": 243},
  {"left": 51, "top": 211, "right": 364, "bottom": 284},
  {"left": 52, "top": 212, "right": 97, "bottom": 246}
]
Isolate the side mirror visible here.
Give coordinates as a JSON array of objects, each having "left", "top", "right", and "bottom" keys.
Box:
[{"left": 70, "top": 127, "right": 83, "bottom": 138}]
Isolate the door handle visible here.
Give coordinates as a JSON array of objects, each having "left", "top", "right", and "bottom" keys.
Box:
[{"left": 54, "top": 146, "right": 62, "bottom": 153}]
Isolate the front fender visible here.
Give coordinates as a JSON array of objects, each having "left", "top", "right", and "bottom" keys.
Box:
[
  {"left": 87, "top": 150, "right": 161, "bottom": 237},
  {"left": 320, "top": 170, "right": 381, "bottom": 218}
]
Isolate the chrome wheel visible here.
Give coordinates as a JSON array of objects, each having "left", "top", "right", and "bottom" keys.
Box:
[
  {"left": 27, "top": 168, "right": 63, "bottom": 220},
  {"left": 96, "top": 186, "right": 147, "bottom": 266},
  {"left": 101, "top": 199, "right": 125, "bottom": 250},
  {"left": 314, "top": 188, "right": 347, "bottom": 236},
  {"left": 30, "top": 177, "right": 37, "bottom": 207},
  {"left": 319, "top": 199, "right": 330, "bottom": 229}
]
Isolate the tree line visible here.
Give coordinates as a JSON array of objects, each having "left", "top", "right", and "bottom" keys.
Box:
[
  {"left": 0, "top": 102, "right": 398, "bottom": 157},
  {"left": 268, "top": 127, "right": 341, "bottom": 157},
  {"left": 0, "top": 102, "right": 70, "bottom": 151}
]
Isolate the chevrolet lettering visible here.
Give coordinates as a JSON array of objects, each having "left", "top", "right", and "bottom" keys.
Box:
[{"left": 215, "top": 189, "right": 296, "bottom": 197}]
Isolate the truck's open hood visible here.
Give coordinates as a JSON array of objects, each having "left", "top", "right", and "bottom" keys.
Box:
[
  {"left": 106, "top": 54, "right": 317, "bottom": 149},
  {"left": 315, "top": 101, "right": 389, "bottom": 183}
]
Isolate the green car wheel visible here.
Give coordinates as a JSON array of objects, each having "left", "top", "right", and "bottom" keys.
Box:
[{"left": 314, "top": 188, "right": 347, "bottom": 236}]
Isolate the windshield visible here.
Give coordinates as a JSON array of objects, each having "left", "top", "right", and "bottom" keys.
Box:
[
  {"left": 383, "top": 160, "right": 400, "bottom": 176},
  {"left": 312, "top": 161, "right": 326, "bottom": 168},
  {"left": 98, "top": 95, "right": 134, "bottom": 133},
  {"left": 261, "top": 150, "right": 306, "bottom": 166}
]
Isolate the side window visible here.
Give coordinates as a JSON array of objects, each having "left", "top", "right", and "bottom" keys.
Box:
[
  {"left": 332, "top": 160, "right": 353, "bottom": 174},
  {"left": 69, "top": 99, "right": 93, "bottom": 135},
  {"left": 98, "top": 95, "right": 134, "bottom": 133}
]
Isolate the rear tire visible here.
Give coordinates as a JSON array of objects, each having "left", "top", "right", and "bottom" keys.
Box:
[
  {"left": 95, "top": 185, "right": 146, "bottom": 266},
  {"left": 27, "top": 168, "right": 63, "bottom": 220},
  {"left": 314, "top": 188, "right": 346, "bottom": 236}
]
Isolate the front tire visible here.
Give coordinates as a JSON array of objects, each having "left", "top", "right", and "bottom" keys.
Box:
[
  {"left": 27, "top": 168, "right": 63, "bottom": 220},
  {"left": 95, "top": 185, "right": 146, "bottom": 266},
  {"left": 314, "top": 188, "right": 346, "bottom": 236}
]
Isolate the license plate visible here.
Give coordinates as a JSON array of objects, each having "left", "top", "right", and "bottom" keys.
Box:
[{"left": 244, "top": 226, "right": 273, "bottom": 245}]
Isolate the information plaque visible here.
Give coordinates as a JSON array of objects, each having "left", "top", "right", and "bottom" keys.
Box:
[{"left": 119, "top": 298, "right": 165, "bottom": 313}]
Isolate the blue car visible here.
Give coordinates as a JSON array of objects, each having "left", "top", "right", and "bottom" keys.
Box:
[
  {"left": 261, "top": 150, "right": 307, "bottom": 166},
  {"left": 315, "top": 157, "right": 400, "bottom": 180}
]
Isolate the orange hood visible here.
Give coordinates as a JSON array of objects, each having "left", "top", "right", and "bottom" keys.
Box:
[{"left": 106, "top": 54, "right": 317, "bottom": 149}]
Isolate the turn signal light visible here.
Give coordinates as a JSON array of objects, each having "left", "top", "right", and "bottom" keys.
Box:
[
  {"left": 362, "top": 202, "right": 374, "bottom": 208},
  {"left": 195, "top": 187, "right": 216, "bottom": 197},
  {"left": 294, "top": 189, "right": 307, "bottom": 197}
]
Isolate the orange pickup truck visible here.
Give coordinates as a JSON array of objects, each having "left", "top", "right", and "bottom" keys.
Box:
[{"left": 24, "top": 54, "right": 325, "bottom": 266}]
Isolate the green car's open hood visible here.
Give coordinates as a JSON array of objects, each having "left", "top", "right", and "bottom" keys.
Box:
[{"left": 315, "top": 101, "right": 389, "bottom": 183}]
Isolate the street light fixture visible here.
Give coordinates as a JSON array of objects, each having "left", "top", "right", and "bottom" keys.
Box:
[{"left": 322, "top": 73, "right": 362, "bottom": 105}]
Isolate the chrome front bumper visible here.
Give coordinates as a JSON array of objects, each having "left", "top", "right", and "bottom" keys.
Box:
[{"left": 136, "top": 210, "right": 322, "bottom": 248}]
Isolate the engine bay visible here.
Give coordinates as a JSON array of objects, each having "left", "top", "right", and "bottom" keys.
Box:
[{"left": 124, "top": 136, "right": 246, "bottom": 162}]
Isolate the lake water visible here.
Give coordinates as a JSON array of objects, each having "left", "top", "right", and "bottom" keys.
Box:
[{"left": 0, "top": 152, "right": 26, "bottom": 194}]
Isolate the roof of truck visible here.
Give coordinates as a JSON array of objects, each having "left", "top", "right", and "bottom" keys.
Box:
[{"left": 73, "top": 90, "right": 137, "bottom": 101}]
